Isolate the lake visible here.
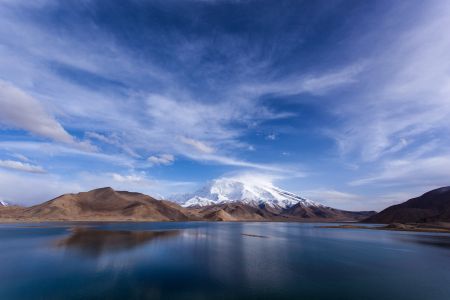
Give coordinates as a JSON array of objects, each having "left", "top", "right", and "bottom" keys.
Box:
[{"left": 0, "top": 222, "right": 449, "bottom": 300}]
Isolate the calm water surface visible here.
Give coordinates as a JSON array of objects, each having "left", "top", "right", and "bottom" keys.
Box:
[{"left": 0, "top": 222, "right": 449, "bottom": 300}]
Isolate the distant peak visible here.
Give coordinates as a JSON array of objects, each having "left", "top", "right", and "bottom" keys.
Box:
[{"left": 177, "top": 176, "right": 320, "bottom": 209}]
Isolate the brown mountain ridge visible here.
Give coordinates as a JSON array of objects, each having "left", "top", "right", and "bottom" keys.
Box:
[
  {"left": 0, "top": 187, "right": 193, "bottom": 222},
  {"left": 363, "top": 186, "right": 450, "bottom": 224}
]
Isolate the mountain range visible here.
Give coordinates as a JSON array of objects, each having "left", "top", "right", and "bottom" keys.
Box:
[
  {"left": 0, "top": 180, "right": 375, "bottom": 222},
  {"left": 3, "top": 178, "right": 449, "bottom": 224}
]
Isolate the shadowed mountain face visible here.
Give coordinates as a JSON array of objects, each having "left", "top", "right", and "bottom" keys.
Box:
[
  {"left": 282, "top": 203, "right": 375, "bottom": 221},
  {"left": 56, "top": 228, "right": 180, "bottom": 257},
  {"left": 363, "top": 186, "right": 450, "bottom": 223},
  {"left": 1, "top": 187, "right": 193, "bottom": 222}
]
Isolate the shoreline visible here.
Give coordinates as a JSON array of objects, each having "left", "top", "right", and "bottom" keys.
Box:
[
  {"left": 2, "top": 219, "right": 450, "bottom": 234},
  {"left": 0, "top": 219, "right": 362, "bottom": 224},
  {"left": 319, "top": 223, "right": 450, "bottom": 233}
]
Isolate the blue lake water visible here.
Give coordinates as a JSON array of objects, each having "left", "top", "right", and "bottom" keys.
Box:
[{"left": 0, "top": 222, "right": 449, "bottom": 300}]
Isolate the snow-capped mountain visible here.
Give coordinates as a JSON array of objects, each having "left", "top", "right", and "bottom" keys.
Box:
[
  {"left": 0, "top": 200, "right": 9, "bottom": 207},
  {"left": 177, "top": 177, "right": 321, "bottom": 209}
]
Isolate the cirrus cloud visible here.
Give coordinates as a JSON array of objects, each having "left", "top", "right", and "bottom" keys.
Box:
[
  {"left": 0, "top": 159, "right": 45, "bottom": 173},
  {"left": 0, "top": 80, "right": 74, "bottom": 143},
  {"left": 147, "top": 154, "right": 175, "bottom": 166}
]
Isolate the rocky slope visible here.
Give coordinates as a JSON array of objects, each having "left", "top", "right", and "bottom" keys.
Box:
[
  {"left": 0, "top": 187, "right": 193, "bottom": 222},
  {"left": 363, "top": 186, "right": 450, "bottom": 223},
  {"left": 192, "top": 203, "right": 279, "bottom": 221}
]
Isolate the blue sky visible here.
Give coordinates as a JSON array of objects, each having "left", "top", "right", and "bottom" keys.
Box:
[{"left": 0, "top": 0, "right": 449, "bottom": 210}]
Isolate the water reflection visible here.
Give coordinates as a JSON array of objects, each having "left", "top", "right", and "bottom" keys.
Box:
[
  {"left": 395, "top": 234, "right": 450, "bottom": 249},
  {"left": 56, "top": 227, "right": 180, "bottom": 257}
]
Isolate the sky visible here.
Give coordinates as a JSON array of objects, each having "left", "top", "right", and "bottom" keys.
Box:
[{"left": 0, "top": 0, "right": 449, "bottom": 210}]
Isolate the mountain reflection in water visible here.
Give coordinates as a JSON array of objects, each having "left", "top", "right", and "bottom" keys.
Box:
[
  {"left": 56, "top": 228, "right": 180, "bottom": 256},
  {"left": 396, "top": 234, "right": 450, "bottom": 249}
]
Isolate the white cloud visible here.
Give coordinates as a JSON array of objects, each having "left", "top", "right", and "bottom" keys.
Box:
[
  {"left": 143, "top": 94, "right": 253, "bottom": 156},
  {"left": 0, "top": 171, "right": 82, "bottom": 205},
  {"left": 0, "top": 80, "right": 74, "bottom": 143},
  {"left": 186, "top": 152, "right": 305, "bottom": 175},
  {"left": 303, "top": 189, "right": 361, "bottom": 203},
  {"left": 111, "top": 173, "right": 145, "bottom": 183},
  {"left": 147, "top": 154, "right": 175, "bottom": 166},
  {"left": 349, "top": 155, "right": 450, "bottom": 187},
  {"left": 266, "top": 133, "right": 276, "bottom": 140},
  {"left": 0, "top": 141, "right": 134, "bottom": 167},
  {"left": 0, "top": 4, "right": 358, "bottom": 173},
  {"left": 301, "top": 189, "right": 365, "bottom": 210},
  {"left": 329, "top": 1, "right": 450, "bottom": 162},
  {"left": 224, "top": 172, "right": 281, "bottom": 187},
  {"left": 240, "top": 63, "right": 364, "bottom": 98},
  {"left": 180, "top": 137, "right": 215, "bottom": 154},
  {"left": 299, "top": 65, "right": 364, "bottom": 95},
  {"left": 219, "top": 170, "right": 307, "bottom": 189},
  {"left": 300, "top": 188, "right": 421, "bottom": 211},
  {"left": 86, "top": 131, "right": 140, "bottom": 158},
  {"left": 0, "top": 159, "right": 45, "bottom": 173},
  {"left": 11, "top": 153, "right": 30, "bottom": 162},
  {"left": 0, "top": 81, "right": 96, "bottom": 152}
]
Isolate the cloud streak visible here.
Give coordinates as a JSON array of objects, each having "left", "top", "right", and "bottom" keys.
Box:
[
  {"left": 180, "top": 137, "right": 215, "bottom": 154},
  {"left": 349, "top": 155, "right": 450, "bottom": 188},
  {"left": 329, "top": 1, "right": 450, "bottom": 163},
  {"left": 0, "top": 160, "right": 45, "bottom": 173},
  {"left": 147, "top": 154, "right": 175, "bottom": 166},
  {"left": 0, "top": 80, "right": 74, "bottom": 143},
  {"left": 240, "top": 63, "right": 364, "bottom": 98}
]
